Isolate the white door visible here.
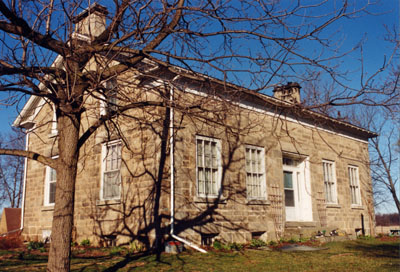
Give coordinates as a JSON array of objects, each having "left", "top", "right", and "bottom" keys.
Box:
[{"left": 283, "top": 157, "right": 313, "bottom": 222}]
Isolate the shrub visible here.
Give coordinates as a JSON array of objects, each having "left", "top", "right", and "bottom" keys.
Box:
[
  {"left": 288, "top": 237, "right": 297, "bottom": 244},
  {"left": 0, "top": 234, "right": 23, "bottom": 249},
  {"left": 213, "top": 240, "right": 244, "bottom": 251},
  {"left": 222, "top": 242, "right": 243, "bottom": 251},
  {"left": 269, "top": 240, "right": 277, "bottom": 246},
  {"left": 298, "top": 237, "right": 309, "bottom": 243},
  {"left": 213, "top": 240, "right": 222, "bottom": 250},
  {"left": 129, "top": 240, "right": 144, "bottom": 253},
  {"left": 110, "top": 246, "right": 124, "bottom": 256},
  {"left": 27, "top": 241, "right": 44, "bottom": 250},
  {"left": 357, "top": 235, "right": 374, "bottom": 240},
  {"left": 250, "top": 239, "right": 267, "bottom": 248},
  {"left": 80, "top": 239, "right": 90, "bottom": 247},
  {"left": 230, "top": 242, "right": 244, "bottom": 251}
]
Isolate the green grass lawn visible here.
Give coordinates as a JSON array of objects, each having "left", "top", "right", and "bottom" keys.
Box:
[{"left": 0, "top": 238, "right": 398, "bottom": 271}]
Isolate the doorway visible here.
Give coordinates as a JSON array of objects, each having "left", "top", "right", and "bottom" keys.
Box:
[{"left": 282, "top": 156, "right": 313, "bottom": 222}]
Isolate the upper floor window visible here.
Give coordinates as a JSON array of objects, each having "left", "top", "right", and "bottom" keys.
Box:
[
  {"left": 100, "top": 79, "right": 118, "bottom": 115},
  {"left": 101, "top": 140, "right": 122, "bottom": 200},
  {"left": 348, "top": 165, "right": 361, "bottom": 206},
  {"left": 245, "top": 145, "right": 266, "bottom": 199},
  {"left": 323, "top": 160, "right": 337, "bottom": 204},
  {"left": 196, "top": 136, "right": 222, "bottom": 197},
  {"left": 44, "top": 166, "right": 56, "bottom": 206}
]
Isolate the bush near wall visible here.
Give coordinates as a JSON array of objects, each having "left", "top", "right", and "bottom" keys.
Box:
[{"left": 0, "top": 231, "right": 23, "bottom": 249}]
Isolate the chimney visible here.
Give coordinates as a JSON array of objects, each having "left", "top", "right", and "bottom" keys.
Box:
[
  {"left": 273, "top": 82, "right": 301, "bottom": 104},
  {"left": 72, "top": 3, "right": 108, "bottom": 40}
]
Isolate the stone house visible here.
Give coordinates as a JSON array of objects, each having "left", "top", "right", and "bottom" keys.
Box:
[{"left": 13, "top": 5, "right": 376, "bottom": 249}]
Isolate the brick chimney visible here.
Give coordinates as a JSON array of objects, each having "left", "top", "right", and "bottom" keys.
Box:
[
  {"left": 72, "top": 3, "right": 108, "bottom": 40},
  {"left": 273, "top": 82, "right": 301, "bottom": 104}
]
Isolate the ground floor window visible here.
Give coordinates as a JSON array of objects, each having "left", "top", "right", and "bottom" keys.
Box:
[
  {"left": 101, "top": 140, "right": 122, "bottom": 200},
  {"left": 196, "top": 136, "right": 222, "bottom": 197}
]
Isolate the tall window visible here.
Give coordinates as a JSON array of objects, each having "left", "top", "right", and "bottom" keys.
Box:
[
  {"left": 105, "top": 79, "right": 118, "bottom": 112},
  {"left": 196, "top": 136, "right": 221, "bottom": 197},
  {"left": 100, "top": 79, "right": 118, "bottom": 115},
  {"left": 101, "top": 141, "right": 122, "bottom": 200},
  {"left": 44, "top": 166, "right": 56, "bottom": 206},
  {"left": 323, "top": 160, "right": 337, "bottom": 204},
  {"left": 245, "top": 145, "right": 266, "bottom": 199},
  {"left": 348, "top": 166, "right": 361, "bottom": 205}
]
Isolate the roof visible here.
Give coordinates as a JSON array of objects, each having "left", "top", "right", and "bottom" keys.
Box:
[
  {"left": 136, "top": 59, "right": 378, "bottom": 140},
  {"left": 13, "top": 56, "right": 377, "bottom": 140},
  {"left": 1, "top": 208, "right": 21, "bottom": 233}
]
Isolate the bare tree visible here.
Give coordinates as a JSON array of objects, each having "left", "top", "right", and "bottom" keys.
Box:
[
  {"left": 0, "top": 1, "right": 397, "bottom": 271},
  {"left": 370, "top": 121, "right": 399, "bottom": 214},
  {"left": 0, "top": 129, "right": 24, "bottom": 208}
]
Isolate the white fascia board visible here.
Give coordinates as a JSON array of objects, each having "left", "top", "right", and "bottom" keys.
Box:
[{"left": 12, "top": 55, "right": 64, "bottom": 128}]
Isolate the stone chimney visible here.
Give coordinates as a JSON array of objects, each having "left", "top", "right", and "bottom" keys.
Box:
[
  {"left": 273, "top": 82, "right": 301, "bottom": 104},
  {"left": 72, "top": 3, "right": 108, "bottom": 40}
]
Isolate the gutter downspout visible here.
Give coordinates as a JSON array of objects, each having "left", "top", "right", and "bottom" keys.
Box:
[
  {"left": 20, "top": 131, "right": 30, "bottom": 231},
  {"left": 169, "top": 76, "right": 207, "bottom": 253}
]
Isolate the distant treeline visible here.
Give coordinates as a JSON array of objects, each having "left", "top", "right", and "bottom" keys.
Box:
[{"left": 375, "top": 213, "right": 400, "bottom": 226}]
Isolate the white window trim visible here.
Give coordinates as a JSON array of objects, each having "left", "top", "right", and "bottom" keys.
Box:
[
  {"left": 195, "top": 135, "right": 222, "bottom": 198},
  {"left": 245, "top": 145, "right": 267, "bottom": 200},
  {"left": 348, "top": 165, "right": 362, "bottom": 206},
  {"left": 100, "top": 140, "right": 122, "bottom": 201},
  {"left": 99, "top": 96, "right": 107, "bottom": 116},
  {"left": 322, "top": 160, "right": 337, "bottom": 204},
  {"left": 50, "top": 104, "right": 58, "bottom": 136},
  {"left": 44, "top": 157, "right": 57, "bottom": 207}
]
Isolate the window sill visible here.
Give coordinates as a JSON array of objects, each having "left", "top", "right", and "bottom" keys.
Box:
[
  {"left": 351, "top": 205, "right": 364, "bottom": 210},
  {"left": 96, "top": 199, "right": 121, "bottom": 206},
  {"left": 285, "top": 221, "right": 317, "bottom": 228},
  {"left": 41, "top": 205, "right": 54, "bottom": 211},
  {"left": 48, "top": 132, "right": 58, "bottom": 138},
  {"left": 246, "top": 199, "right": 270, "bottom": 205},
  {"left": 326, "top": 203, "right": 341, "bottom": 209},
  {"left": 194, "top": 196, "right": 227, "bottom": 204}
]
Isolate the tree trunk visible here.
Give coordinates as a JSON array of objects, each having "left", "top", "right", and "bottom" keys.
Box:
[
  {"left": 155, "top": 105, "right": 170, "bottom": 260},
  {"left": 390, "top": 186, "right": 400, "bottom": 214},
  {"left": 47, "top": 113, "right": 80, "bottom": 272}
]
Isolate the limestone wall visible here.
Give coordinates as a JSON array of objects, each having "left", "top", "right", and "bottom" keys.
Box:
[{"left": 21, "top": 83, "right": 375, "bottom": 246}]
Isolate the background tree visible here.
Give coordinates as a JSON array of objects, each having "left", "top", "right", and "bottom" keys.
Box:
[
  {"left": 0, "top": 129, "right": 24, "bottom": 208},
  {"left": 0, "top": 1, "right": 398, "bottom": 271},
  {"left": 363, "top": 113, "right": 400, "bottom": 214}
]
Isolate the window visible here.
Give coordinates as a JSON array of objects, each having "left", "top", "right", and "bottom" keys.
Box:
[
  {"left": 100, "top": 79, "right": 118, "bottom": 115},
  {"left": 245, "top": 145, "right": 266, "bottom": 199},
  {"left": 348, "top": 166, "right": 361, "bottom": 205},
  {"left": 44, "top": 166, "right": 56, "bottom": 206},
  {"left": 105, "top": 79, "right": 118, "bottom": 112},
  {"left": 196, "top": 136, "right": 222, "bottom": 197},
  {"left": 101, "top": 141, "right": 122, "bottom": 200},
  {"left": 283, "top": 171, "right": 294, "bottom": 207},
  {"left": 282, "top": 157, "right": 300, "bottom": 166},
  {"left": 322, "top": 160, "right": 337, "bottom": 204}
]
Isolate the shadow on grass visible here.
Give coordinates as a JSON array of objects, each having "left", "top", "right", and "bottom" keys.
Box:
[
  {"left": 345, "top": 241, "right": 399, "bottom": 259},
  {"left": 101, "top": 251, "right": 172, "bottom": 272}
]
